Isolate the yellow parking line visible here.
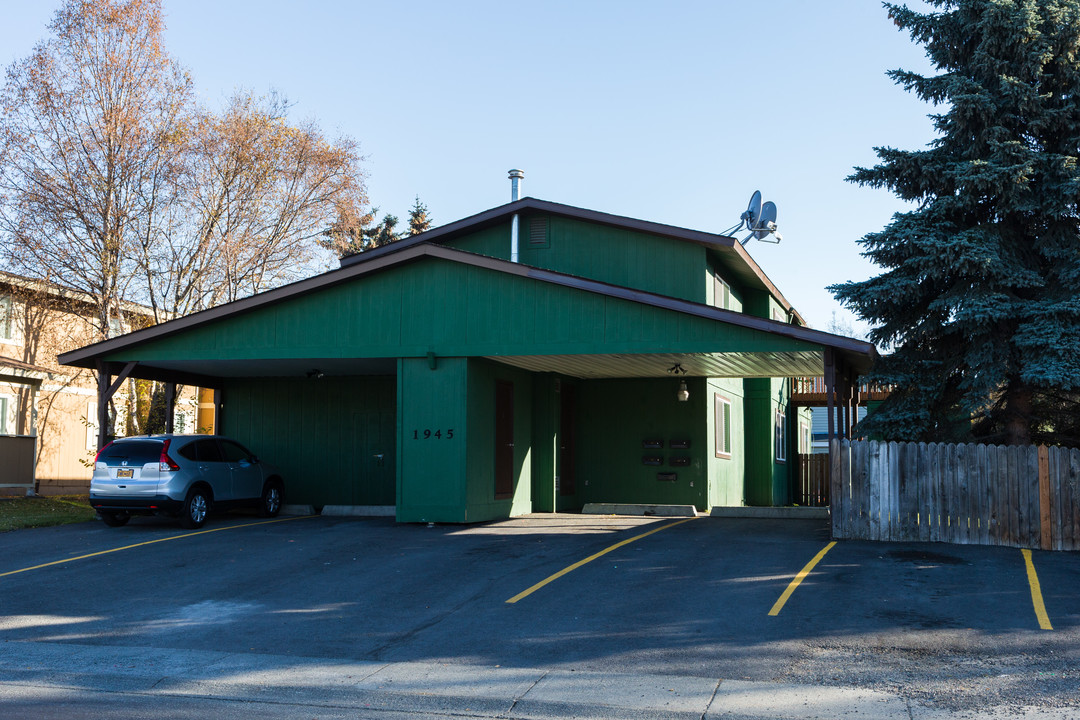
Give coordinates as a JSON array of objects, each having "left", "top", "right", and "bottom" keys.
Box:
[
  {"left": 506, "top": 518, "right": 695, "bottom": 604},
  {"left": 768, "top": 541, "right": 836, "bottom": 616},
  {"left": 1021, "top": 549, "right": 1053, "bottom": 630},
  {"left": 0, "top": 515, "right": 317, "bottom": 579}
]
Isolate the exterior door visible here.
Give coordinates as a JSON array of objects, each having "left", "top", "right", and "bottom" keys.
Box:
[{"left": 494, "top": 380, "right": 514, "bottom": 499}]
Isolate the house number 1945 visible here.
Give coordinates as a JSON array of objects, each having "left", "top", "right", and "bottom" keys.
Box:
[{"left": 412, "top": 429, "right": 454, "bottom": 440}]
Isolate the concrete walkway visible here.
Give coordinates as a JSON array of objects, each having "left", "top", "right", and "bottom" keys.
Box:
[{"left": 0, "top": 641, "right": 1071, "bottom": 719}]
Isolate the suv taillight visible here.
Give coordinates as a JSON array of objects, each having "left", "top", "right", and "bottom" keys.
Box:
[
  {"left": 159, "top": 439, "right": 181, "bottom": 472},
  {"left": 93, "top": 441, "right": 113, "bottom": 465}
]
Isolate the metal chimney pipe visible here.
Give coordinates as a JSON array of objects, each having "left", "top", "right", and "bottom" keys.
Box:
[
  {"left": 509, "top": 169, "right": 524, "bottom": 262},
  {"left": 509, "top": 169, "right": 524, "bottom": 201}
]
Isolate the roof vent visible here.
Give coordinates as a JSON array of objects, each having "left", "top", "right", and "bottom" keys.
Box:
[{"left": 509, "top": 169, "right": 524, "bottom": 201}]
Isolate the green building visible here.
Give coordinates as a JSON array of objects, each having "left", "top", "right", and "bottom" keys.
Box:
[{"left": 60, "top": 195, "right": 874, "bottom": 522}]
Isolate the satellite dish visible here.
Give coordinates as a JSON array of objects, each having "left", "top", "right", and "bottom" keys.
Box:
[
  {"left": 722, "top": 190, "right": 784, "bottom": 245},
  {"left": 743, "top": 190, "right": 762, "bottom": 227},
  {"left": 754, "top": 201, "right": 777, "bottom": 240}
]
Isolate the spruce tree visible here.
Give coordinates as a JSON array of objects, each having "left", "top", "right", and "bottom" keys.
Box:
[
  {"left": 407, "top": 196, "right": 432, "bottom": 236},
  {"left": 831, "top": 0, "right": 1080, "bottom": 446}
]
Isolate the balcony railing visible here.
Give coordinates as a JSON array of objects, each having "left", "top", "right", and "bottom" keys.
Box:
[{"left": 791, "top": 377, "right": 892, "bottom": 404}]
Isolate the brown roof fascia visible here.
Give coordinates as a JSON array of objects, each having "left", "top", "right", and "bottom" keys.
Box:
[{"left": 60, "top": 242, "right": 875, "bottom": 374}]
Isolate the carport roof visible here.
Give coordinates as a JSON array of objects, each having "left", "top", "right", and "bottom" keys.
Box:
[{"left": 59, "top": 241, "right": 876, "bottom": 384}]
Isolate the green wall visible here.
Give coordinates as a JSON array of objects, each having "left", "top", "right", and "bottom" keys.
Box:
[
  {"left": 396, "top": 357, "right": 469, "bottom": 522},
  {"left": 576, "top": 377, "right": 708, "bottom": 511},
  {"left": 107, "top": 258, "right": 819, "bottom": 367},
  {"left": 221, "top": 375, "right": 396, "bottom": 507},
  {"left": 743, "top": 377, "right": 794, "bottom": 506},
  {"left": 706, "top": 378, "right": 746, "bottom": 507},
  {"left": 464, "top": 359, "right": 534, "bottom": 521},
  {"left": 446, "top": 214, "right": 707, "bottom": 304}
]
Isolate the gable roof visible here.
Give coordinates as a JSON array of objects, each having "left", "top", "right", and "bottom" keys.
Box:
[
  {"left": 340, "top": 197, "right": 805, "bottom": 325},
  {"left": 58, "top": 242, "right": 875, "bottom": 380}
]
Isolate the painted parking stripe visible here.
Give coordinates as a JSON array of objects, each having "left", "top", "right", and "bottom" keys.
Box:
[
  {"left": 768, "top": 541, "right": 836, "bottom": 616},
  {"left": 0, "top": 515, "right": 317, "bottom": 580},
  {"left": 506, "top": 518, "right": 695, "bottom": 604},
  {"left": 1021, "top": 549, "right": 1053, "bottom": 630}
]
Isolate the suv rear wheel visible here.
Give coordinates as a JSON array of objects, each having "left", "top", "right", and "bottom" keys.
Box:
[
  {"left": 259, "top": 479, "right": 283, "bottom": 518},
  {"left": 100, "top": 511, "right": 130, "bottom": 527},
  {"left": 180, "top": 487, "right": 210, "bottom": 529}
]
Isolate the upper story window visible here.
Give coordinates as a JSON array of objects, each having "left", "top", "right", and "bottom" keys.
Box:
[
  {"left": 713, "top": 273, "right": 731, "bottom": 310},
  {"left": 0, "top": 295, "right": 15, "bottom": 342}
]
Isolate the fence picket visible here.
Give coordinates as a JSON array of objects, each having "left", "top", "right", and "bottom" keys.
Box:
[
  {"left": 974, "top": 443, "right": 988, "bottom": 545},
  {"left": 1067, "top": 451, "right": 1075, "bottom": 552},
  {"left": 1025, "top": 446, "right": 1040, "bottom": 549},
  {"left": 917, "top": 442, "right": 931, "bottom": 542}
]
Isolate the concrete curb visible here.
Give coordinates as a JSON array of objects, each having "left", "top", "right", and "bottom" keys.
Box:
[
  {"left": 709, "top": 506, "right": 829, "bottom": 519},
  {"left": 320, "top": 505, "right": 396, "bottom": 517},
  {"left": 581, "top": 503, "right": 697, "bottom": 517}
]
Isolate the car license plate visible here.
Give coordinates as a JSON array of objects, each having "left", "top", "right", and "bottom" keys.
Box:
[{"left": 116, "top": 468, "right": 134, "bottom": 479}]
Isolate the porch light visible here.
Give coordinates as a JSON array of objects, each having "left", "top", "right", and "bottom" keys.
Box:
[{"left": 677, "top": 380, "right": 689, "bottom": 402}]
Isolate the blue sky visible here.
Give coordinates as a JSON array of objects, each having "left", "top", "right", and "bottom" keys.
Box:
[{"left": 1, "top": 1, "right": 938, "bottom": 336}]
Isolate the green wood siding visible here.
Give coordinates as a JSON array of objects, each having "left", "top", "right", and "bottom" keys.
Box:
[
  {"left": 707, "top": 378, "right": 745, "bottom": 507},
  {"left": 396, "top": 356, "right": 469, "bottom": 522},
  {"left": 445, "top": 215, "right": 707, "bottom": 304},
  {"left": 103, "top": 258, "right": 819, "bottom": 365},
  {"left": 221, "top": 376, "right": 396, "bottom": 506},
  {"left": 742, "top": 377, "right": 793, "bottom": 506},
  {"left": 464, "top": 359, "right": 533, "bottom": 521},
  {"left": 576, "top": 378, "right": 708, "bottom": 511}
]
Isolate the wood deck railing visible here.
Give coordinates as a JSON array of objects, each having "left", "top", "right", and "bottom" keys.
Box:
[{"left": 790, "top": 377, "right": 892, "bottom": 404}]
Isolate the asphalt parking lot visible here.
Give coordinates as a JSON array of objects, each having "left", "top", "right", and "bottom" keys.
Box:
[{"left": 0, "top": 512, "right": 1077, "bottom": 716}]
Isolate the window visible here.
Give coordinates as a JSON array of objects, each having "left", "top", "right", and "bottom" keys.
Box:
[
  {"left": 0, "top": 395, "right": 9, "bottom": 435},
  {"left": 714, "top": 393, "right": 732, "bottom": 458},
  {"left": 799, "top": 419, "right": 810, "bottom": 455},
  {"left": 775, "top": 410, "right": 787, "bottom": 463},
  {"left": 0, "top": 295, "right": 14, "bottom": 341},
  {"left": 713, "top": 274, "right": 730, "bottom": 310},
  {"left": 86, "top": 401, "right": 99, "bottom": 451}
]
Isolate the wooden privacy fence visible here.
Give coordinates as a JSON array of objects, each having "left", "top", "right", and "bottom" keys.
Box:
[
  {"left": 831, "top": 439, "right": 1080, "bottom": 551},
  {"left": 795, "top": 454, "right": 830, "bottom": 507}
]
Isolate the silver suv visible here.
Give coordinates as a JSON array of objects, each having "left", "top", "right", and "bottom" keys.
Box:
[{"left": 89, "top": 435, "right": 285, "bottom": 529}]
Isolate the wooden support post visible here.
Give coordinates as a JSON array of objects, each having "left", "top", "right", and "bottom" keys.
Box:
[
  {"left": 164, "top": 382, "right": 177, "bottom": 434},
  {"left": 213, "top": 388, "right": 224, "bottom": 435},
  {"left": 95, "top": 360, "right": 139, "bottom": 450},
  {"left": 96, "top": 363, "right": 110, "bottom": 451},
  {"left": 845, "top": 371, "right": 857, "bottom": 439},
  {"left": 1038, "top": 445, "right": 1051, "bottom": 551},
  {"left": 824, "top": 349, "right": 836, "bottom": 445}
]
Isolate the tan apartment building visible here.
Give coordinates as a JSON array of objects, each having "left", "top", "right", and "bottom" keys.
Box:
[{"left": 0, "top": 271, "right": 199, "bottom": 495}]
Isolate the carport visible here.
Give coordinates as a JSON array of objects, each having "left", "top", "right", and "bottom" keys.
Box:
[{"left": 58, "top": 200, "right": 875, "bottom": 522}]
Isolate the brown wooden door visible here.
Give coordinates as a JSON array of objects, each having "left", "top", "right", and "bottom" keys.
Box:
[
  {"left": 559, "top": 383, "right": 576, "bottom": 496},
  {"left": 495, "top": 380, "right": 514, "bottom": 499}
]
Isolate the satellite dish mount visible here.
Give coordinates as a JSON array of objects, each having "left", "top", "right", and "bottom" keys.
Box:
[{"left": 722, "top": 190, "right": 783, "bottom": 245}]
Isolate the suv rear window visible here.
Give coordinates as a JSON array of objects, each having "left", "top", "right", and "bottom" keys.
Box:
[{"left": 98, "top": 440, "right": 162, "bottom": 466}]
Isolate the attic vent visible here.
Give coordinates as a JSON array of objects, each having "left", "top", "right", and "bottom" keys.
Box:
[{"left": 529, "top": 217, "right": 549, "bottom": 248}]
